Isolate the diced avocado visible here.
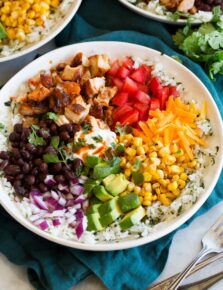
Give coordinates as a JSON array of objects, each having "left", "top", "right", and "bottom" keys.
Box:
[
  {"left": 86, "top": 204, "right": 101, "bottom": 215},
  {"left": 98, "top": 197, "right": 119, "bottom": 216},
  {"left": 84, "top": 179, "right": 99, "bottom": 197},
  {"left": 105, "top": 174, "right": 129, "bottom": 196},
  {"left": 93, "top": 185, "right": 113, "bottom": 202},
  {"left": 86, "top": 155, "right": 102, "bottom": 168},
  {"left": 93, "top": 162, "right": 121, "bottom": 179},
  {"left": 89, "top": 196, "right": 102, "bottom": 206},
  {"left": 99, "top": 203, "right": 122, "bottom": 227},
  {"left": 118, "top": 193, "right": 141, "bottom": 213},
  {"left": 102, "top": 174, "right": 116, "bottom": 188},
  {"left": 87, "top": 213, "right": 104, "bottom": 231},
  {"left": 119, "top": 206, "right": 146, "bottom": 230},
  {"left": 0, "top": 23, "right": 7, "bottom": 40}
]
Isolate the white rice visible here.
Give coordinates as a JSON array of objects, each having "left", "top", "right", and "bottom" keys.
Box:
[
  {"left": 0, "top": 56, "right": 218, "bottom": 244},
  {"left": 0, "top": 0, "right": 73, "bottom": 58}
]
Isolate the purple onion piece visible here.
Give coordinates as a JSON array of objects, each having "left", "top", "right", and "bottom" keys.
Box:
[
  {"left": 51, "top": 190, "right": 59, "bottom": 201},
  {"left": 74, "top": 194, "right": 85, "bottom": 204},
  {"left": 46, "top": 197, "right": 59, "bottom": 212},
  {"left": 70, "top": 178, "right": 79, "bottom": 185},
  {"left": 58, "top": 183, "right": 69, "bottom": 193},
  {"left": 39, "top": 220, "right": 49, "bottom": 231},
  {"left": 75, "top": 221, "right": 84, "bottom": 239},
  {"left": 44, "top": 175, "right": 57, "bottom": 187},
  {"left": 58, "top": 196, "right": 66, "bottom": 206},
  {"left": 53, "top": 219, "right": 61, "bottom": 226},
  {"left": 70, "top": 185, "right": 84, "bottom": 196},
  {"left": 75, "top": 209, "right": 84, "bottom": 220},
  {"left": 32, "top": 195, "right": 48, "bottom": 211}
]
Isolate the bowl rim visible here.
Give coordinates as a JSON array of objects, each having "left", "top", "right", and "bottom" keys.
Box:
[
  {"left": 0, "top": 41, "right": 223, "bottom": 251},
  {"left": 0, "top": 0, "right": 82, "bottom": 63},
  {"left": 117, "top": 0, "right": 210, "bottom": 25}
]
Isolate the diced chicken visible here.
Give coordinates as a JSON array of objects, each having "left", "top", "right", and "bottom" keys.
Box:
[
  {"left": 19, "top": 103, "right": 48, "bottom": 116},
  {"left": 80, "top": 68, "right": 92, "bottom": 86},
  {"left": 61, "top": 65, "right": 83, "bottom": 81},
  {"left": 22, "top": 117, "right": 39, "bottom": 128},
  {"left": 85, "top": 77, "right": 105, "bottom": 98},
  {"left": 86, "top": 116, "right": 109, "bottom": 130},
  {"left": 27, "top": 85, "right": 51, "bottom": 102},
  {"left": 71, "top": 52, "right": 89, "bottom": 67},
  {"left": 160, "top": 0, "right": 180, "bottom": 9},
  {"left": 88, "top": 54, "right": 110, "bottom": 77},
  {"left": 62, "top": 82, "right": 81, "bottom": 99},
  {"left": 95, "top": 86, "right": 118, "bottom": 107},
  {"left": 89, "top": 102, "right": 104, "bottom": 119},
  {"left": 40, "top": 74, "right": 54, "bottom": 89},
  {"left": 49, "top": 86, "right": 70, "bottom": 113},
  {"left": 177, "top": 0, "right": 195, "bottom": 12},
  {"left": 104, "top": 106, "right": 115, "bottom": 127},
  {"left": 54, "top": 115, "right": 70, "bottom": 126},
  {"left": 65, "top": 96, "right": 90, "bottom": 124},
  {"left": 16, "top": 94, "right": 28, "bottom": 103},
  {"left": 189, "top": 6, "right": 197, "bottom": 14},
  {"left": 28, "top": 75, "right": 40, "bottom": 90}
]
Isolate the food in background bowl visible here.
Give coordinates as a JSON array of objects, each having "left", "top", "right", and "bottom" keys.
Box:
[{"left": 0, "top": 48, "right": 219, "bottom": 245}]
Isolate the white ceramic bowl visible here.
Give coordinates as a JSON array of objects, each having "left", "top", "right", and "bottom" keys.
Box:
[
  {"left": 0, "top": 0, "right": 82, "bottom": 62},
  {"left": 0, "top": 41, "right": 222, "bottom": 251},
  {"left": 117, "top": 0, "right": 213, "bottom": 25}
]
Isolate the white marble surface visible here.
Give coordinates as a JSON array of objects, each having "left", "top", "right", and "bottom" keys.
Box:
[{"left": 0, "top": 42, "right": 223, "bottom": 290}]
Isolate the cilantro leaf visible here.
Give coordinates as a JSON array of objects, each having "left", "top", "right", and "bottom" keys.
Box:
[
  {"left": 73, "top": 138, "right": 86, "bottom": 151},
  {"left": 43, "top": 153, "right": 60, "bottom": 163},
  {"left": 51, "top": 136, "right": 60, "bottom": 149},
  {"left": 132, "top": 171, "right": 144, "bottom": 186},
  {"left": 115, "top": 124, "right": 132, "bottom": 136},
  {"left": 82, "top": 123, "right": 92, "bottom": 134},
  {"left": 92, "top": 135, "right": 103, "bottom": 143},
  {"left": 133, "top": 159, "right": 142, "bottom": 171},
  {"left": 45, "top": 112, "right": 58, "bottom": 121},
  {"left": 0, "top": 123, "right": 4, "bottom": 130},
  {"left": 28, "top": 125, "right": 44, "bottom": 146}
]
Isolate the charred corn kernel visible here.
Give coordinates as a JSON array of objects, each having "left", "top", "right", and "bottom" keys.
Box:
[
  {"left": 172, "top": 175, "right": 180, "bottom": 181},
  {"left": 168, "top": 181, "right": 178, "bottom": 192},
  {"left": 180, "top": 173, "right": 188, "bottom": 181},
  {"left": 152, "top": 195, "right": 158, "bottom": 201},
  {"left": 124, "top": 168, "right": 131, "bottom": 177},
  {"left": 157, "top": 169, "right": 164, "bottom": 179},
  {"left": 188, "top": 160, "right": 197, "bottom": 168},
  {"left": 166, "top": 192, "right": 176, "bottom": 200},
  {"left": 163, "top": 155, "right": 176, "bottom": 165},
  {"left": 152, "top": 183, "right": 160, "bottom": 190},
  {"left": 144, "top": 191, "right": 152, "bottom": 199},
  {"left": 159, "top": 179, "right": 168, "bottom": 187},
  {"left": 178, "top": 179, "right": 186, "bottom": 189},
  {"left": 172, "top": 188, "right": 180, "bottom": 196},
  {"left": 143, "top": 182, "right": 152, "bottom": 191},
  {"left": 169, "top": 165, "right": 181, "bottom": 174},
  {"left": 155, "top": 188, "right": 161, "bottom": 195},
  {"left": 120, "top": 157, "right": 126, "bottom": 167},
  {"left": 137, "top": 146, "right": 145, "bottom": 155},
  {"left": 149, "top": 152, "right": 157, "bottom": 158},
  {"left": 158, "top": 146, "right": 170, "bottom": 157},
  {"left": 142, "top": 200, "right": 151, "bottom": 206},
  {"left": 127, "top": 182, "right": 135, "bottom": 192},
  {"left": 134, "top": 186, "right": 141, "bottom": 195},
  {"left": 150, "top": 157, "right": 161, "bottom": 166},
  {"left": 35, "top": 17, "right": 43, "bottom": 26},
  {"left": 170, "top": 144, "right": 179, "bottom": 153},
  {"left": 133, "top": 137, "right": 143, "bottom": 147},
  {"left": 160, "top": 186, "right": 167, "bottom": 193},
  {"left": 159, "top": 194, "right": 171, "bottom": 206},
  {"left": 125, "top": 162, "right": 132, "bottom": 169},
  {"left": 143, "top": 172, "right": 152, "bottom": 182},
  {"left": 126, "top": 147, "right": 136, "bottom": 157},
  {"left": 16, "top": 30, "right": 25, "bottom": 41}
]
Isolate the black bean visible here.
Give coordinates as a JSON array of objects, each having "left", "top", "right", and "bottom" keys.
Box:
[
  {"left": 14, "top": 186, "right": 26, "bottom": 195},
  {"left": 35, "top": 147, "right": 44, "bottom": 156},
  {"left": 54, "top": 174, "right": 65, "bottom": 183},
  {"left": 4, "top": 165, "right": 20, "bottom": 175},
  {"left": 39, "top": 183, "right": 48, "bottom": 193},
  {"left": 72, "top": 124, "right": 80, "bottom": 134},
  {"left": 73, "top": 158, "right": 84, "bottom": 169},
  {"left": 38, "top": 173, "right": 47, "bottom": 181},
  {"left": 64, "top": 170, "right": 74, "bottom": 180},
  {"left": 0, "top": 151, "right": 9, "bottom": 160},
  {"left": 14, "top": 123, "right": 23, "bottom": 134},
  {"left": 21, "top": 128, "right": 31, "bottom": 141},
  {"left": 21, "top": 150, "right": 31, "bottom": 161},
  {"left": 25, "top": 143, "right": 37, "bottom": 153},
  {"left": 26, "top": 175, "right": 35, "bottom": 185},
  {"left": 11, "top": 148, "right": 20, "bottom": 159},
  {"left": 11, "top": 142, "right": 20, "bottom": 148},
  {"left": 6, "top": 175, "right": 14, "bottom": 182},
  {"left": 59, "top": 131, "right": 70, "bottom": 141},
  {"left": 16, "top": 174, "right": 24, "bottom": 180},
  {"left": 39, "top": 162, "right": 48, "bottom": 173},
  {"left": 17, "top": 158, "right": 25, "bottom": 166},
  {"left": 31, "top": 167, "right": 39, "bottom": 175},
  {"left": 22, "top": 163, "right": 30, "bottom": 173},
  {"left": 9, "top": 132, "right": 20, "bottom": 142},
  {"left": 50, "top": 162, "right": 62, "bottom": 173},
  {"left": 13, "top": 180, "right": 21, "bottom": 187},
  {"left": 34, "top": 158, "right": 42, "bottom": 166},
  {"left": 59, "top": 124, "right": 73, "bottom": 133},
  {"left": 44, "top": 146, "right": 57, "bottom": 155},
  {"left": 50, "top": 123, "right": 58, "bottom": 134},
  {"left": 37, "top": 129, "right": 50, "bottom": 139},
  {"left": 0, "top": 160, "right": 8, "bottom": 170}
]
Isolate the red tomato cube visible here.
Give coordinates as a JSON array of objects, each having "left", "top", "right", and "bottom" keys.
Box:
[
  {"left": 119, "top": 109, "right": 139, "bottom": 125},
  {"left": 112, "top": 77, "right": 124, "bottom": 90},
  {"left": 169, "top": 86, "right": 179, "bottom": 98},
  {"left": 134, "top": 102, "right": 149, "bottom": 114},
  {"left": 130, "top": 64, "right": 152, "bottom": 84},
  {"left": 122, "top": 57, "right": 134, "bottom": 69},
  {"left": 122, "top": 77, "right": 138, "bottom": 96},
  {"left": 113, "top": 104, "right": 133, "bottom": 121},
  {"left": 116, "top": 66, "right": 131, "bottom": 79},
  {"left": 157, "top": 87, "right": 169, "bottom": 110},
  {"left": 137, "top": 83, "right": 149, "bottom": 93},
  {"left": 107, "top": 60, "right": 120, "bottom": 76},
  {"left": 150, "top": 98, "right": 160, "bottom": 111},
  {"left": 134, "top": 90, "right": 151, "bottom": 104},
  {"left": 112, "top": 92, "right": 128, "bottom": 107},
  {"left": 149, "top": 77, "right": 163, "bottom": 97}
]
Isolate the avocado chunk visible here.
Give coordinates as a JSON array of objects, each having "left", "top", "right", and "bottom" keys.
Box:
[
  {"left": 86, "top": 155, "right": 102, "bottom": 168},
  {"left": 87, "top": 213, "right": 104, "bottom": 231},
  {"left": 86, "top": 204, "right": 101, "bottom": 215},
  {"left": 105, "top": 174, "right": 129, "bottom": 196},
  {"left": 93, "top": 158, "right": 121, "bottom": 179},
  {"left": 89, "top": 196, "right": 103, "bottom": 206},
  {"left": 102, "top": 174, "right": 116, "bottom": 188},
  {"left": 84, "top": 179, "right": 99, "bottom": 197},
  {"left": 93, "top": 185, "right": 113, "bottom": 202},
  {"left": 98, "top": 197, "right": 119, "bottom": 216},
  {"left": 118, "top": 193, "right": 141, "bottom": 213},
  {"left": 99, "top": 203, "right": 122, "bottom": 227},
  {"left": 119, "top": 206, "right": 146, "bottom": 230}
]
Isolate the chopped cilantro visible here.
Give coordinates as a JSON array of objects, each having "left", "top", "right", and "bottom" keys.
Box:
[
  {"left": 0, "top": 123, "right": 4, "bottom": 130},
  {"left": 51, "top": 136, "right": 60, "bottom": 149},
  {"left": 115, "top": 124, "right": 132, "bottom": 136},
  {"left": 82, "top": 123, "right": 92, "bottom": 134},
  {"left": 45, "top": 112, "right": 58, "bottom": 121},
  {"left": 28, "top": 125, "right": 44, "bottom": 146},
  {"left": 132, "top": 171, "right": 144, "bottom": 186},
  {"left": 133, "top": 159, "right": 142, "bottom": 171},
  {"left": 176, "top": 149, "right": 182, "bottom": 154},
  {"left": 43, "top": 153, "right": 60, "bottom": 163},
  {"left": 89, "top": 143, "right": 96, "bottom": 149},
  {"left": 92, "top": 135, "right": 103, "bottom": 143},
  {"left": 73, "top": 138, "right": 86, "bottom": 151},
  {"left": 4, "top": 100, "right": 11, "bottom": 107}
]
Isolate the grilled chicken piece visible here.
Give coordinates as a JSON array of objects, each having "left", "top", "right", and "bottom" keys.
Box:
[
  {"left": 104, "top": 106, "right": 115, "bottom": 127},
  {"left": 65, "top": 96, "right": 90, "bottom": 124},
  {"left": 62, "top": 82, "right": 81, "bottom": 99},
  {"left": 86, "top": 116, "right": 109, "bottom": 130},
  {"left": 16, "top": 94, "right": 28, "bottom": 103},
  {"left": 88, "top": 54, "right": 110, "bottom": 77},
  {"left": 54, "top": 115, "right": 70, "bottom": 126},
  {"left": 19, "top": 102, "right": 48, "bottom": 116},
  {"left": 177, "top": 0, "right": 195, "bottom": 11},
  {"left": 160, "top": 0, "right": 180, "bottom": 9},
  {"left": 61, "top": 65, "right": 83, "bottom": 81},
  {"left": 27, "top": 85, "right": 51, "bottom": 102},
  {"left": 85, "top": 77, "right": 105, "bottom": 98},
  {"left": 89, "top": 102, "right": 104, "bottom": 119},
  {"left": 22, "top": 117, "right": 39, "bottom": 128},
  {"left": 49, "top": 86, "right": 70, "bottom": 114},
  {"left": 28, "top": 76, "right": 40, "bottom": 90},
  {"left": 95, "top": 86, "right": 117, "bottom": 107},
  {"left": 40, "top": 74, "right": 54, "bottom": 89},
  {"left": 80, "top": 68, "right": 92, "bottom": 86},
  {"left": 71, "top": 52, "right": 89, "bottom": 67}
]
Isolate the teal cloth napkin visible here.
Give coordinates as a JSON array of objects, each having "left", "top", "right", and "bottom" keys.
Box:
[{"left": 0, "top": 0, "right": 223, "bottom": 290}]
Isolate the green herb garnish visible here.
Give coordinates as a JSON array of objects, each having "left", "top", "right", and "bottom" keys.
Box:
[
  {"left": 0, "top": 22, "right": 7, "bottom": 40},
  {"left": 28, "top": 125, "right": 44, "bottom": 146},
  {"left": 133, "top": 159, "right": 142, "bottom": 171},
  {"left": 73, "top": 138, "right": 86, "bottom": 151},
  {"left": 4, "top": 101, "right": 11, "bottom": 107},
  {"left": 43, "top": 153, "right": 60, "bottom": 163},
  {"left": 92, "top": 135, "right": 103, "bottom": 143},
  {"left": 115, "top": 124, "right": 133, "bottom": 136},
  {"left": 45, "top": 112, "right": 59, "bottom": 121},
  {"left": 132, "top": 171, "right": 144, "bottom": 186},
  {"left": 82, "top": 123, "right": 92, "bottom": 134},
  {"left": 51, "top": 136, "right": 60, "bottom": 149},
  {"left": 0, "top": 123, "right": 4, "bottom": 130}
]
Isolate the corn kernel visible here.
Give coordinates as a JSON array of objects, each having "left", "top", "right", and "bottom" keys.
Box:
[
  {"left": 152, "top": 195, "right": 158, "bottom": 201},
  {"left": 180, "top": 173, "right": 188, "bottom": 181},
  {"left": 139, "top": 196, "right": 143, "bottom": 203},
  {"left": 178, "top": 179, "right": 186, "bottom": 189},
  {"left": 120, "top": 157, "right": 126, "bottom": 167},
  {"left": 149, "top": 152, "right": 157, "bottom": 158},
  {"left": 124, "top": 169, "right": 131, "bottom": 177},
  {"left": 143, "top": 182, "right": 152, "bottom": 191},
  {"left": 142, "top": 200, "right": 151, "bottom": 206},
  {"left": 127, "top": 182, "right": 135, "bottom": 192},
  {"left": 126, "top": 147, "right": 136, "bottom": 157},
  {"left": 159, "top": 194, "right": 171, "bottom": 206},
  {"left": 163, "top": 155, "right": 176, "bottom": 165},
  {"left": 152, "top": 183, "right": 160, "bottom": 190},
  {"left": 168, "top": 181, "right": 178, "bottom": 192},
  {"left": 188, "top": 160, "right": 197, "bottom": 168},
  {"left": 134, "top": 186, "right": 141, "bottom": 195},
  {"left": 137, "top": 146, "right": 145, "bottom": 155},
  {"left": 158, "top": 146, "right": 170, "bottom": 157},
  {"left": 172, "top": 175, "right": 180, "bottom": 181},
  {"left": 143, "top": 172, "right": 152, "bottom": 182},
  {"left": 125, "top": 162, "right": 132, "bottom": 169},
  {"left": 133, "top": 137, "right": 143, "bottom": 147},
  {"left": 169, "top": 165, "right": 181, "bottom": 174},
  {"left": 157, "top": 169, "right": 164, "bottom": 179}
]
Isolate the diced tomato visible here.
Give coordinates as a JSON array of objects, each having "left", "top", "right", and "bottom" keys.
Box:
[
  {"left": 112, "top": 77, "right": 124, "bottom": 90},
  {"left": 130, "top": 64, "right": 152, "bottom": 84},
  {"left": 119, "top": 109, "right": 139, "bottom": 125},
  {"left": 116, "top": 66, "right": 131, "bottom": 79},
  {"left": 112, "top": 92, "right": 128, "bottom": 107},
  {"left": 169, "top": 86, "right": 179, "bottom": 98},
  {"left": 134, "top": 102, "right": 149, "bottom": 114},
  {"left": 133, "top": 90, "right": 150, "bottom": 104},
  {"left": 107, "top": 60, "right": 120, "bottom": 76},
  {"left": 122, "top": 77, "right": 138, "bottom": 96},
  {"left": 122, "top": 57, "right": 134, "bottom": 69},
  {"left": 149, "top": 77, "right": 163, "bottom": 97},
  {"left": 137, "top": 83, "right": 149, "bottom": 93},
  {"left": 157, "top": 87, "right": 169, "bottom": 110},
  {"left": 113, "top": 104, "right": 133, "bottom": 121},
  {"left": 141, "top": 64, "right": 152, "bottom": 82},
  {"left": 150, "top": 98, "right": 160, "bottom": 111}
]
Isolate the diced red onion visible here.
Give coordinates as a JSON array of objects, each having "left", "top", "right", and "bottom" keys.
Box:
[
  {"left": 58, "top": 183, "right": 69, "bottom": 193},
  {"left": 32, "top": 195, "right": 48, "bottom": 211},
  {"left": 75, "top": 221, "right": 84, "bottom": 239},
  {"left": 80, "top": 175, "right": 88, "bottom": 181},
  {"left": 67, "top": 215, "right": 76, "bottom": 224},
  {"left": 44, "top": 210, "right": 65, "bottom": 218},
  {"left": 30, "top": 211, "right": 47, "bottom": 222},
  {"left": 39, "top": 220, "right": 49, "bottom": 231},
  {"left": 78, "top": 176, "right": 88, "bottom": 184},
  {"left": 68, "top": 207, "right": 77, "bottom": 214},
  {"left": 70, "top": 185, "right": 84, "bottom": 196},
  {"left": 58, "top": 196, "right": 66, "bottom": 206},
  {"left": 33, "top": 218, "right": 44, "bottom": 226},
  {"left": 73, "top": 204, "right": 81, "bottom": 209},
  {"left": 44, "top": 175, "right": 56, "bottom": 187},
  {"left": 42, "top": 192, "right": 51, "bottom": 200},
  {"left": 73, "top": 194, "right": 85, "bottom": 204},
  {"left": 51, "top": 190, "right": 59, "bottom": 201},
  {"left": 47, "top": 197, "right": 58, "bottom": 212},
  {"left": 30, "top": 189, "right": 41, "bottom": 197},
  {"left": 70, "top": 178, "right": 79, "bottom": 185},
  {"left": 53, "top": 219, "right": 61, "bottom": 226}
]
